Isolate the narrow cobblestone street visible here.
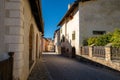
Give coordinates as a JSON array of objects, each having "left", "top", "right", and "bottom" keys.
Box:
[
  {"left": 28, "top": 52, "right": 120, "bottom": 80},
  {"left": 28, "top": 58, "right": 52, "bottom": 80}
]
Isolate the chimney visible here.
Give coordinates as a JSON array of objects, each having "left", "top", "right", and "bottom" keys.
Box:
[{"left": 68, "top": 4, "right": 72, "bottom": 10}]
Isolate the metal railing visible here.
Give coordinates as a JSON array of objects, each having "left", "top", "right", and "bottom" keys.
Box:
[
  {"left": 81, "top": 46, "right": 89, "bottom": 56},
  {"left": 92, "top": 46, "right": 105, "bottom": 58},
  {"left": 111, "top": 47, "right": 120, "bottom": 60}
]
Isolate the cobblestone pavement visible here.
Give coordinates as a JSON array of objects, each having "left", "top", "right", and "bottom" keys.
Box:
[{"left": 28, "top": 58, "right": 52, "bottom": 80}]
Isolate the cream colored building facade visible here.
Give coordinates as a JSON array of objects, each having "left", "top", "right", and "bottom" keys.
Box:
[
  {"left": 58, "top": 0, "right": 120, "bottom": 57},
  {"left": 54, "top": 29, "right": 61, "bottom": 54},
  {"left": 47, "top": 39, "right": 54, "bottom": 52},
  {"left": 42, "top": 37, "right": 49, "bottom": 52},
  {"left": 0, "top": 0, "right": 44, "bottom": 80}
]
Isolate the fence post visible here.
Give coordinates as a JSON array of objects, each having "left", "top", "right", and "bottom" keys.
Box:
[
  {"left": 89, "top": 46, "right": 93, "bottom": 57},
  {"left": 80, "top": 47, "right": 82, "bottom": 55},
  {"left": 105, "top": 46, "right": 111, "bottom": 61},
  {"left": 8, "top": 52, "right": 14, "bottom": 80}
]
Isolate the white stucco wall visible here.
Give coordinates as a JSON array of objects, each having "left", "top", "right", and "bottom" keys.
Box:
[
  {"left": 54, "top": 30, "right": 60, "bottom": 54},
  {"left": 60, "top": 23, "right": 66, "bottom": 41},
  {"left": 54, "top": 33, "right": 58, "bottom": 53},
  {"left": 60, "top": 7, "right": 80, "bottom": 56},
  {"left": 67, "top": 9, "right": 80, "bottom": 55},
  {"left": 60, "top": 0, "right": 120, "bottom": 56},
  {"left": 0, "top": 0, "right": 43, "bottom": 80},
  {"left": 79, "top": 0, "right": 120, "bottom": 46}
]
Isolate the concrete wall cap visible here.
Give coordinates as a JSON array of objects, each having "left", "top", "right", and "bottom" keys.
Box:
[
  {"left": 105, "top": 43, "right": 112, "bottom": 47},
  {"left": 90, "top": 44, "right": 95, "bottom": 46}
]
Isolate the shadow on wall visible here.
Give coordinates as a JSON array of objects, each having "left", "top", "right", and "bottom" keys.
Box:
[{"left": 60, "top": 35, "right": 76, "bottom": 58}]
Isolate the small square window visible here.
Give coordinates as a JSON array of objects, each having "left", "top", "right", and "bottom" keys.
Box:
[
  {"left": 93, "top": 31, "right": 106, "bottom": 35},
  {"left": 60, "top": 29, "right": 62, "bottom": 33},
  {"left": 72, "top": 31, "right": 75, "bottom": 40}
]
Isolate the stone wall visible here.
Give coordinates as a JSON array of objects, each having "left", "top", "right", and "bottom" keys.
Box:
[
  {"left": 20, "top": 0, "right": 42, "bottom": 80},
  {"left": 3, "top": 0, "right": 24, "bottom": 79},
  {"left": 80, "top": 46, "right": 120, "bottom": 71},
  {"left": 0, "top": 0, "right": 43, "bottom": 80},
  {"left": 0, "top": 0, "right": 6, "bottom": 54}
]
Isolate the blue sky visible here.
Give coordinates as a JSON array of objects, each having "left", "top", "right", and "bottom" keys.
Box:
[{"left": 41, "top": 0, "right": 75, "bottom": 39}]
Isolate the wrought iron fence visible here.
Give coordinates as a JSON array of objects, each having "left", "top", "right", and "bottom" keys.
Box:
[
  {"left": 0, "top": 52, "right": 14, "bottom": 80},
  {"left": 92, "top": 46, "right": 105, "bottom": 58},
  {"left": 81, "top": 46, "right": 89, "bottom": 56},
  {"left": 111, "top": 47, "right": 120, "bottom": 60}
]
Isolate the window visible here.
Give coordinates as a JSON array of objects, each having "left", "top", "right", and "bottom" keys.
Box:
[
  {"left": 61, "top": 35, "right": 65, "bottom": 42},
  {"left": 62, "top": 36, "right": 65, "bottom": 42},
  {"left": 93, "top": 31, "right": 106, "bottom": 35},
  {"left": 60, "top": 29, "right": 62, "bottom": 33},
  {"left": 72, "top": 31, "right": 75, "bottom": 40}
]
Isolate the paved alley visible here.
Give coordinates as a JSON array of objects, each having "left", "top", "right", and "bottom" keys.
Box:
[
  {"left": 28, "top": 58, "right": 52, "bottom": 80},
  {"left": 29, "top": 52, "right": 120, "bottom": 80}
]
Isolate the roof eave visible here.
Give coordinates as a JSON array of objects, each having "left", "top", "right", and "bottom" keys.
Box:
[
  {"left": 57, "top": 0, "right": 91, "bottom": 27},
  {"left": 57, "top": 1, "right": 79, "bottom": 27},
  {"left": 29, "top": 0, "right": 44, "bottom": 34}
]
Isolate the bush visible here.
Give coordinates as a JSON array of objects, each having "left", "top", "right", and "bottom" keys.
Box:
[
  {"left": 95, "top": 33, "right": 112, "bottom": 46},
  {"left": 83, "top": 39, "right": 88, "bottom": 46},
  {"left": 87, "top": 33, "right": 112, "bottom": 46},
  {"left": 87, "top": 37, "right": 97, "bottom": 46},
  {"left": 87, "top": 28, "right": 120, "bottom": 46},
  {"left": 111, "top": 29, "right": 120, "bottom": 47}
]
